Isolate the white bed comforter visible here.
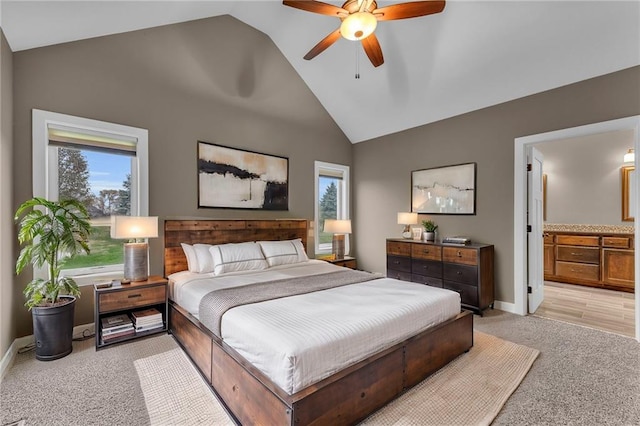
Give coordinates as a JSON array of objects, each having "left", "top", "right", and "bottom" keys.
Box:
[{"left": 169, "top": 260, "right": 461, "bottom": 394}]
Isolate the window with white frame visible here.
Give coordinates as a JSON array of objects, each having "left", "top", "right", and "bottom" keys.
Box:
[
  {"left": 32, "top": 110, "right": 149, "bottom": 280},
  {"left": 314, "top": 161, "right": 350, "bottom": 255}
]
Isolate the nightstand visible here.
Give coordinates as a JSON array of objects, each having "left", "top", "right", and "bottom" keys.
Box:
[
  {"left": 317, "top": 255, "right": 357, "bottom": 270},
  {"left": 94, "top": 275, "right": 168, "bottom": 350}
]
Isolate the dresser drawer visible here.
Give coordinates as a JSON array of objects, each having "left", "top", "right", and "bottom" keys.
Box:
[
  {"left": 411, "top": 259, "right": 442, "bottom": 278},
  {"left": 387, "top": 241, "right": 411, "bottom": 257},
  {"left": 411, "top": 244, "right": 442, "bottom": 261},
  {"left": 444, "top": 281, "right": 479, "bottom": 307},
  {"left": 556, "top": 246, "right": 599, "bottom": 264},
  {"left": 98, "top": 285, "right": 166, "bottom": 313},
  {"left": 555, "top": 235, "right": 599, "bottom": 247},
  {"left": 387, "top": 270, "right": 412, "bottom": 282},
  {"left": 387, "top": 255, "right": 411, "bottom": 273},
  {"left": 602, "top": 237, "right": 631, "bottom": 249},
  {"left": 442, "top": 247, "right": 477, "bottom": 266},
  {"left": 411, "top": 274, "right": 443, "bottom": 288},
  {"left": 555, "top": 261, "right": 599, "bottom": 282},
  {"left": 443, "top": 264, "right": 478, "bottom": 286}
]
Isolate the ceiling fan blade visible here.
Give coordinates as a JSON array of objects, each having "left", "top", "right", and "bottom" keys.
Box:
[
  {"left": 283, "top": 1, "right": 349, "bottom": 17},
  {"left": 361, "top": 33, "right": 384, "bottom": 67},
  {"left": 373, "top": 0, "right": 445, "bottom": 21},
  {"left": 304, "top": 28, "right": 342, "bottom": 60}
]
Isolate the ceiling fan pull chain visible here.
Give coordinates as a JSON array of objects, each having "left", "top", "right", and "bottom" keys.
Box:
[{"left": 355, "top": 43, "right": 360, "bottom": 79}]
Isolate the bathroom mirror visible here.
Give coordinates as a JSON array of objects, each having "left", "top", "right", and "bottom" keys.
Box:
[{"left": 621, "top": 165, "right": 635, "bottom": 221}]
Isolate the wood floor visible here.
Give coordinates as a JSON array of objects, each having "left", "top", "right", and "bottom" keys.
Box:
[{"left": 533, "top": 281, "right": 635, "bottom": 338}]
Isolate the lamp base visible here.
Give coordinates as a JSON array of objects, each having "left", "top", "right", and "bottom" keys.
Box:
[
  {"left": 402, "top": 224, "right": 412, "bottom": 239},
  {"left": 332, "top": 234, "right": 346, "bottom": 260},
  {"left": 124, "top": 242, "right": 149, "bottom": 282}
]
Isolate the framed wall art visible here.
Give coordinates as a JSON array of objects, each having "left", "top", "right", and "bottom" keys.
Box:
[
  {"left": 197, "top": 141, "right": 289, "bottom": 210},
  {"left": 411, "top": 162, "right": 476, "bottom": 215}
]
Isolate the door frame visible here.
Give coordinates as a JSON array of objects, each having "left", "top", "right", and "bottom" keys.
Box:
[{"left": 513, "top": 115, "right": 640, "bottom": 341}]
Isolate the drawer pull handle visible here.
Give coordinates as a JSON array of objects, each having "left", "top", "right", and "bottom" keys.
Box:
[
  {"left": 393, "top": 261, "right": 400, "bottom": 265},
  {"left": 570, "top": 252, "right": 582, "bottom": 256},
  {"left": 457, "top": 251, "right": 462, "bottom": 257},
  {"left": 423, "top": 250, "right": 429, "bottom": 253},
  {"left": 128, "top": 294, "right": 143, "bottom": 299}
]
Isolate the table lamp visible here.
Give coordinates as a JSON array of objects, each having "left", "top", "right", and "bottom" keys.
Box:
[
  {"left": 323, "top": 219, "right": 352, "bottom": 260},
  {"left": 397, "top": 212, "right": 418, "bottom": 239},
  {"left": 111, "top": 216, "right": 158, "bottom": 282}
]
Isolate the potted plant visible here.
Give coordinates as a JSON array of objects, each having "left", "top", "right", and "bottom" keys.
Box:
[
  {"left": 421, "top": 219, "right": 438, "bottom": 242},
  {"left": 15, "top": 197, "right": 91, "bottom": 361}
]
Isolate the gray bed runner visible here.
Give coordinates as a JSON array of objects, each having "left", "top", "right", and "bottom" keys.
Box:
[{"left": 199, "top": 269, "right": 382, "bottom": 337}]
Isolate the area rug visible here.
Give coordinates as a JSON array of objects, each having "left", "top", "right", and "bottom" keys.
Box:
[
  {"left": 135, "top": 331, "right": 539, "bottom": 426},
  {"left": 134, "top": 348, "right": 233, "bottom": 425}
]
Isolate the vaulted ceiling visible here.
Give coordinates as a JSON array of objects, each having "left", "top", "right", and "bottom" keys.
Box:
[{"left": 2, "top": 1, "right": 639, "bottom": 143}]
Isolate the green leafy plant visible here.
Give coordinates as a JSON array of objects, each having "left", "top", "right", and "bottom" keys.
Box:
[
  {"left": 421, "top": 220, "right": 438, "bottom": 232},
  {"left": 15, "top": 197, "right": 91, "bottom": 309}
]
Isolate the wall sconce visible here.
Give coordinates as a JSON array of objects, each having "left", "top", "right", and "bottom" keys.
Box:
[
  {"left": 111, "top": 216, "right": 158, "bottom": 282},
  {"left": 323, "top": 219, "right": 351, "bottom": 260},
  {"left": 397, "top": 212, "right": 418, "bottom": 239},
  {"left": 624, "top": 148, "right": 635, "bottom": 164}
]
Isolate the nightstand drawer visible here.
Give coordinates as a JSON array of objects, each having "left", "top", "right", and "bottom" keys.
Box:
[{"left": 98, "top": 285, "right": 166, "bottom": 313}]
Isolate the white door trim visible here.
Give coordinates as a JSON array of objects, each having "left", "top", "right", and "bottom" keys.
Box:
[{"left": 513, "top": 115, "right": 640, "bottom": 342}]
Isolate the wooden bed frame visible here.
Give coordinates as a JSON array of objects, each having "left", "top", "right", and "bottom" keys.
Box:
[{"left": 164, "top": 219, "right": 474, "bottom": 425}]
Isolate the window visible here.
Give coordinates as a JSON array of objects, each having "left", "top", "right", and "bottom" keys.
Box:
[
  {"left": 314, "top": 161, "right": 350, "bottom": 255},
  {"left": 32, "top": 110, "right": 148, "bottom": 283}
]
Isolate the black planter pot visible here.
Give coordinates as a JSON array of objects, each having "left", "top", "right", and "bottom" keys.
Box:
[{"left": 32, "top": 295, "right": 76, "bottom": 361}]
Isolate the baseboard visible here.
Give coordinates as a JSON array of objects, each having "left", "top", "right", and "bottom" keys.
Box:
[
  {"left": 492, "top": 300, "right": 519, "bottom": 314},
  {"left": 0, "top": 334, "right": 32, "bottom": 381},
  {"left": 0, "top": 322, "right": 95, "bottom": 380}
]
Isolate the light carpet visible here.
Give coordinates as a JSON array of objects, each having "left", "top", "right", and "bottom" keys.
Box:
[{"left": 135, "top": 331, "right": 539, "bottom": 426}]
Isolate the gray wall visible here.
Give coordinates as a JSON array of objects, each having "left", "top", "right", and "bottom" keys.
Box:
[
  {"left": 1, "top": 30, "right": 14, "bottom": 360},
  {"left": 352, "top": 66, "right": 640, "bottom": 304},
  {"left": 12, "top": 16, "right": 351, "bottom": 338},
  {"left": 537, "top": 129, "right": 634, "bottom": 225}
]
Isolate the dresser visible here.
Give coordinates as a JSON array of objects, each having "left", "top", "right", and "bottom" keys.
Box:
[
  {"left": 386, "top": 239, "right": 495, "bottom": 315},
  {"left": 544, "top": 230, "right": 634, "bottom": 292}
]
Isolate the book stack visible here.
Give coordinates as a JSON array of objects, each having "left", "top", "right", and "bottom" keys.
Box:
[
  {"left": 131, "top": 308, "right": 164, "bottom": 333},
  {"left": 101, "top": 313, "right": 134, "bottom": 344}
]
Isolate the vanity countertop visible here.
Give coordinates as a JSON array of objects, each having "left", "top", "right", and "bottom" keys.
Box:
[{"left": 543, "top": 223, "right": 634, "bottom": 234}]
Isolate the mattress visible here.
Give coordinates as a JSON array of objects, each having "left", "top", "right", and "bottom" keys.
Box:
[{"left": 169, "top": 260, "right": 461, "bottom": 394}]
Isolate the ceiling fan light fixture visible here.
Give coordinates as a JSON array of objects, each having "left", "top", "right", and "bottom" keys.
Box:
[{"left": 340, "top": 12, "right": 377, "bottom": 41}]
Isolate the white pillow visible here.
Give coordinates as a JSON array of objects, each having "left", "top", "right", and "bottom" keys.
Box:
[
  {"left": 193, "top": 244, "right": 215, "bottom": 273},
  {"left": 209, "top": 242, "right": 269, "bottom": 275},
  {"left": 181, "top": 243, "right": 199, "bottom": 273},
  {"left": 258, "top": 239, "right": 308, "bottom": 267}
]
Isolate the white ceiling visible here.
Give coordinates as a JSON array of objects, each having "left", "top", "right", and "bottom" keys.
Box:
[{"left": 2, "top": 1, "right": 639, "bottom": 143}]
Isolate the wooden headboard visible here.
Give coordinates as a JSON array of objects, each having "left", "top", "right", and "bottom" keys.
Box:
[{"left": 164, "top": 219, "right": 308, "bottom": 276}]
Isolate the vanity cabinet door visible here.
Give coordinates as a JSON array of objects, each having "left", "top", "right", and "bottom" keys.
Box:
[{"left": 602, "top": 249, "right": 634, "bottom": 290}]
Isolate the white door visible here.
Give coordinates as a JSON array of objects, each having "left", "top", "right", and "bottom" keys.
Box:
[{"left": 527, "top": 146, "right": 544, "bottom": 313}]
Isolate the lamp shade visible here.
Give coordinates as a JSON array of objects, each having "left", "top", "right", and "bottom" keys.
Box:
[
  {"left": 110, "top": 216, "right": 158, "bottom": 239},
  {"left": 397, "top": 212, "right": 418, "bottom": 225},
  {"left": 323, "top": 219, "right": 352, "bottom": 234}
]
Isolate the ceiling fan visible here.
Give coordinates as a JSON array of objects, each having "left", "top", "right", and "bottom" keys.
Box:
[{"left": 283, "top": 0, "right": 446, "bottom": 67}]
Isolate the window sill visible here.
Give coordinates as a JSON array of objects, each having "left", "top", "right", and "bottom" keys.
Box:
[{"left": 71, "top": 271, "right": 125, "bottom": 287}]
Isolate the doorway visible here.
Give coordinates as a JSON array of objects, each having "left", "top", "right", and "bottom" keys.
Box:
[{"left": 513, "top": 116, "right": 640, "bottom": 341}]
